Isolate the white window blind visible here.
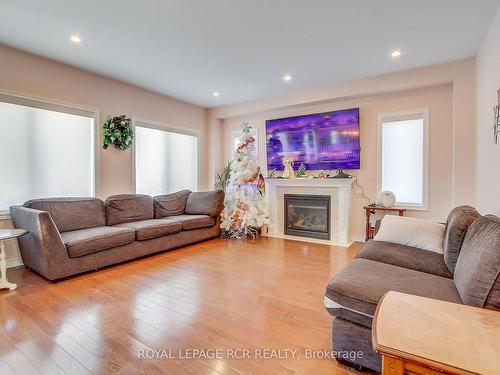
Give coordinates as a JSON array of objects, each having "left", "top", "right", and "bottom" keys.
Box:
[
  {"left": 135, "top": 124, "right": 198, "bottom": 196},
  {"left": 0, "top": 100, "right": 95, "bottom": 210},
  {"left": 379, "top": 111, "right": 428, "bottom": 209}
]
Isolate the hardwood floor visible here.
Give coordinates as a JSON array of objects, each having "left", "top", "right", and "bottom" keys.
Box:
[{"left": 0, "top": 237, "right": 364, "bottom": 375}]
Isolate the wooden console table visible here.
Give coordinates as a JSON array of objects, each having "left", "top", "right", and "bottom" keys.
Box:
[
  {"left": 373, "top": 291, "right": 500, "bottom": 375},
  {"left": 364, "top": 205, "right": 406, "bottom": 241}
]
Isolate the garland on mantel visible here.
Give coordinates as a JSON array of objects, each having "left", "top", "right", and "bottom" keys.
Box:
[{"left": 102, "top": 115, "right": 134, "bottom": 150}]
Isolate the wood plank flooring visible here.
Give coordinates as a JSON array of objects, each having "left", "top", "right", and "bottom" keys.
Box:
[{"left": 0, "top": 237, "right": 365, "bottom": 375}]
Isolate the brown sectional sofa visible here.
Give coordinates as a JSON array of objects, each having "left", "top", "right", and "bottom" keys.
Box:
[
  {"left": 10, "top": 190, "right": 224, "bottom": 281},
  {"left": 324, "top": 206, "right": 500, "bottom": 372}
]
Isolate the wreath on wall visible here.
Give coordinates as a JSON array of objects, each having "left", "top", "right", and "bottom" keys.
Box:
[{"left": 102, "top": 115, "right": 134, "bottom": 150}]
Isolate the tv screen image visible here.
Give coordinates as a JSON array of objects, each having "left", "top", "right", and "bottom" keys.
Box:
[{"left": 266, "top": 108, "right": 360, "bottom": 171}]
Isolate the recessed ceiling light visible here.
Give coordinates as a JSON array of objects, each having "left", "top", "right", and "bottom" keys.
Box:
[
  {"left": 391, "top": 50, "right": 402, "bottom": 58},
  {"left": 70, "top": 35, "right": 82, "bottom": 44},
  {"left": 213, "top": 91, "right": 220, "bottom": 97},
  {"left": 283, "top": 74, "right": 292, "bottom": 82}
]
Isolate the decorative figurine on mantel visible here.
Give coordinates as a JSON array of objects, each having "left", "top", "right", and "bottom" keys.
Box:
[
  {"left": 268, "top": 168, "right": 277, "bottom": 178},
  {"left": 281, "top": 157, "right": 296, "bottom": 179},
  {"left": 297, "top": 163, "right": 307, "bottom": 178},
  {"left": 318, "top": 170, "right": 327, "bottom": 179}
]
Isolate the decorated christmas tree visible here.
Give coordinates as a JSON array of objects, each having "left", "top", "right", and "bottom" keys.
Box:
[{"left": 220, "top": 123, "right": 270, "bottom": 238}]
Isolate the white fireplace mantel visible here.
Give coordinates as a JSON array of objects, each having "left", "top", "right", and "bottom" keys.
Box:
[{"left": 264, "top": 177, "right": 355, "bottom": 247}]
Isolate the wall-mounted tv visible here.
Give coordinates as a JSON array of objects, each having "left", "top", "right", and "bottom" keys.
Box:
[{"left": 266, "top": 108, "right": 360, "bottom": 171}]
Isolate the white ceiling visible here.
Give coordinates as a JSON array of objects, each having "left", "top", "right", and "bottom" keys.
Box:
[{"left": 0, "top": 0, "right": 498, "bottom": 108}]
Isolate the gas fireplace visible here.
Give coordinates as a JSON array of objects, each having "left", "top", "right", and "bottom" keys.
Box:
[{"left": 284, "top": 194, "right": 331, "bottom": 240}]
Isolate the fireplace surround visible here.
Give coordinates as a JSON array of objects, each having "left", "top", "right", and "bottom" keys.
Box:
[
  {"left": 285, "top": 194, "right": 331, "bottom": 240},
  {"left": 264, "top": 178, "right": 355, "bottom": 246}
]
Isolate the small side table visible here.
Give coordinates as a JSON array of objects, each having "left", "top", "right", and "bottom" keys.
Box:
[
  {"left": 364, "top": 206, "right": 406, "bottom": 241},
  {"left": 0, "top": 229, "right": 28, "bottom": 291},
  {"left": 373, "top": 291, "right": 500, "bottom": 375}
]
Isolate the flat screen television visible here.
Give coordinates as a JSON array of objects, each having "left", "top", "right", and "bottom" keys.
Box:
[{"left": 266, "top": 108, "right": 360, "bottom": 171}]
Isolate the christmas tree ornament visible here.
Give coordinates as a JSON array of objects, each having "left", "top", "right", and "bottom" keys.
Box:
[
  {"left": 220, "top": 123, "right": 271, "bottom": 238},
  {"left": 257, "top": 173, "right": 266, "bottom": 196}
]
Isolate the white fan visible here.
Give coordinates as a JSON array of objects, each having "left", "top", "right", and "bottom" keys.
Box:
[{"left": 377, "top": 191, "right": 396, "bottom": 207}]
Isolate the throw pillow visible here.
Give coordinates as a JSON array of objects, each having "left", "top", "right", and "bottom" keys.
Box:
[{"left": 373, "top": 215, "right": 445, "bottom": 253}]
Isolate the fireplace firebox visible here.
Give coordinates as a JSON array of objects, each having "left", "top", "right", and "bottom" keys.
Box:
[{"left": 284, "top": 194, "right": 331, "bottom": 240}]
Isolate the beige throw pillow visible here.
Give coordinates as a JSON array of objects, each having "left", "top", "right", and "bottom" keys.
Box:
[{"left": 373, "top": 215, "right": 445, "bottom": 253}]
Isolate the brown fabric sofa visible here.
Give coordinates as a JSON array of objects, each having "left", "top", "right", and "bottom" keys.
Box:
[
  {"left": 10, "top": 190, "right": 224, "bottom": 281},
  {"left": 324, "top": 206, "right": 500, "bottom": 372}
]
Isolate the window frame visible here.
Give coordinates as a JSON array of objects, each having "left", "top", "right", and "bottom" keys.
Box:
[
  {"left": 377, "top": 109, "right": 429, "bottom": 211},
  {"left": 132, "top": 117, "right": 200, "bottom": 194},
  {"left": 0, "top": 90, "right": 99, "bottom": 216}
]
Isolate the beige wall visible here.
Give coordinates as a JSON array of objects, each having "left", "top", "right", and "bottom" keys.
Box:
[
  {"left": 210, "top": 59, "right": 476, "bottom": 204},
  {"left": 0, "top": 44, "right": 209, "bottom": 196},
  {"left": 476, "top": 5, "right": 500, "bottom": 215},
  {"left": 209, "top": 59, "right": 477, "bottom": 240},
  {"left": 221, "top": 85, "right": 454, "bottom": 238},
  {"left": 0, "top": 43, "right": 482, "bottom": 263},
  {"left": 0, "top": 44, "right": 208, "bottom": 265}
]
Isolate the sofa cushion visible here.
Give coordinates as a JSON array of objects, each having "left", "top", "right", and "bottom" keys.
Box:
[
  {"left": 168, "top": 214, "right": 216, "bottom": 230},
  {"left": 373, "top": 215, "right": 445, "bottom": 254},
  {"left": 24, "top": 197, "right": 105, "bottom": 233},
  {"left": 454, "top": 215, "right": 500, "bottom": 310},
  {"left": 105, "top": 194, "right": 153, "bottom": 225},
  {"left": 61, "top": 226, "right": 135, "bottom": 258},
  {"left": 153, "top": 190, "right": 191, "bottom": 218},
  {"left": 325, "top": 259, "right": 462, "bottom": 327},
  {"left": 114, "top": 219, "right": 182, "bottom": 241},
  {"left": 443, "top": 205, "right": 481, "bottom": 273},
  {"left": 356, "top": 240, "right": 452, "bottom": 278},
  {"left": 185, "top": 191, "right": 224, "bottom": 217}
]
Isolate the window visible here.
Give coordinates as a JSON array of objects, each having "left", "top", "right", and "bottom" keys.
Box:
[
  {"left": 378, "top": 110, "right": 429, "bottom": 209},
  {"left": 135, "top": 123, "right": 198, "bottom": 196},
  {"left": 0, "top": 96, "right": 95, "bottom": 211}
]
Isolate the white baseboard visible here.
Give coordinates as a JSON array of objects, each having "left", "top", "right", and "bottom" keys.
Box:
[
  {"left": 351, "top": 235, "right": 366, "bottom": 243},
  {"left": 263, "top": 233, "right": 353, "bottom": 247},
  {"left": 6, "top": 256, "right": 23, "bottom": 269}
]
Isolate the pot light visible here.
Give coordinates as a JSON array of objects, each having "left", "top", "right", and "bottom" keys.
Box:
[
  {"left": 283, "top": 74, "right": 292, "bottom": 82},
  {"left": 213, "top": 91, "right": 220, "bottom": 97},
  {"left": 70, "top": 35, "right": 82, "bottom": 44},
  {"left": 391, "top": 50, "right": 401, "bottom": 58}
]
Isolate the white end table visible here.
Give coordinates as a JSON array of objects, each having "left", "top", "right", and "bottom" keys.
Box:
[{"left": 0, "top": 229, "right": 28, "bottom": 291}]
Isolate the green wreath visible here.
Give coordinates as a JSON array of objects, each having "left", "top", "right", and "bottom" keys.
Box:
[{"left": 102, "top": 115, "right": 134, "bottom": 150}]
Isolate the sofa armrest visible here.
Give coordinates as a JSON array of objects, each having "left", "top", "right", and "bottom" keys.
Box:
[
  {"left": 185, "top": 190, "right": 225, "bottom": 217},
  {"left": 9, "top": 205, "right": 69, "bottom": 280}
]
